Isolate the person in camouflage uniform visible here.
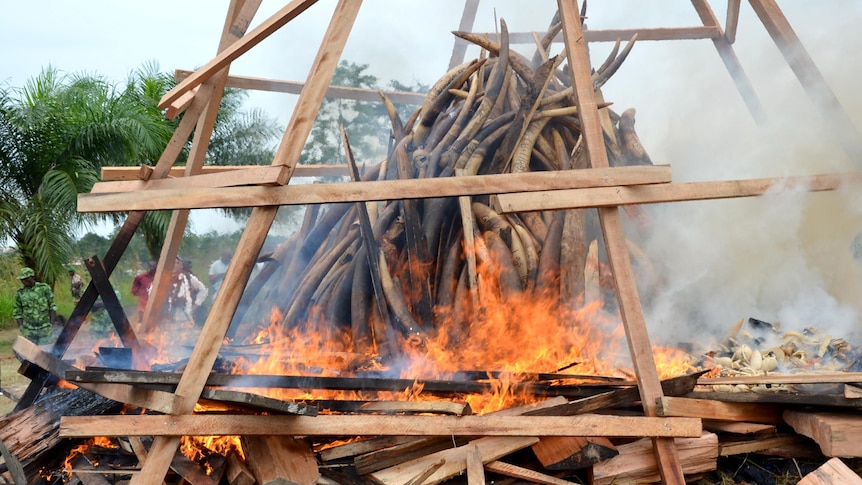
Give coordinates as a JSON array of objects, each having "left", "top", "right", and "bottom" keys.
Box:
[
  {"left": 13, "top": 267, "right": 57, "bottom": 346},
  {"left": 68, "top": 266, "right": 84, "bottom": 305}
]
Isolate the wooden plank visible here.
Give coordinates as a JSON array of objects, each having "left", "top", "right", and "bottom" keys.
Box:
[
  {"left": 845, "top": 383, "right": 862, "bottom": 399},
  {"left": 557, "top": 1, "right": 684, "bottom": 482},
  {"left": 484, "top": 460, "right": 577, "bottom": 485},
  {"left": 242, "top": 436, "right": 318, "bottom": 485},
  {"left": 158, "top": 0, "right": 320, "bottom": 109},
  {"left": 532, "top": 436, "right": 618, "bottom": 471},
  {"left": 498, "top": 172, "right": 862, "bottom": 212},
  {"left": 101, "top": 164, "right": 354, "bottom": 181},
  {"left": 725, "top": 0, "right": 741, "bottom": 44},
  {"left": 689, "top": 390, "right": 862, "bottom": 409},
  {"left": 589, "top": 433, "right": 719, "bottom": 485},
  {"left": 657, "top": 396, "right": 784, "bottom": 424},
  {"left": 404, "top": 460, "right": 446, "bottom": 485},
  {"left": 798, "top": 457, "right": 862, "bottom": 485},
  {"left": 525, "top": 371, "right": 706, "bottom": 417},
  {"left": 320, "top": 436, "right": 417, "bottom": 462},
  {"left": 175, "top": 69, "right": 426, "bottom": 105},
  {"left": 80, "top": 165, "right": 672, "bottom": 211},
  {"left": 448, "top": 0, "right": 480, "bottom": 69},
  {"left": 135, "top": 2, "right": 366, "bottom": 484},
  {"left": 702, "top": 372, "right": 862, "bottom": 385},
  {"left": 718, "top": 434, "right": 804, "bottom": 456},
  {"left": 369, "top": 436, "right": 538, "bottom": 485},
  {"left": 783, "top": 410, "right": 862, "bottom": 457},
  {"left": 465, "top": 445, "right": 485, "bottom": 485},
  {"left": 59, "top": 414, "right": 702, "bottom": 438},
  {"left": 702, "top": 420, "right": 775, "bottom": 435},
  {"left": 92, "top": 166, "right": 283, "bottom": 193},
  {"left": 748, "top": 0, "right": 862, "bottom": 166},
  {"left": 199, "top": 388, "right": 317, "bottom": 415},
  {"left": 690, "top": 0, "right": 766, "bottom": 123},
  {"left": 475, "top": 26, "right": 721, "bottom": 44},
  {"left": 358, "top": 400, "right": 471, "bottom": 415},
  {"left": 64, "top": 369, "right": 622, "bottom": 398},
  {"left": 354, "top": 437, "right": 469, "bottom": 475},
  {"left": 12, "top": 337, "right": 177, "bottom": 414},
  {"left": 225, "top": 451, "right": 255, "bottom": 485}
]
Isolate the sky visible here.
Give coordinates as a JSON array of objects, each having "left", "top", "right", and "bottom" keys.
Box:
[{"left": 5, "top": 1, "right": 862, "bottom": 342}]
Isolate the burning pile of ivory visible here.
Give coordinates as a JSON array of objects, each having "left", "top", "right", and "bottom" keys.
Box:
[{"left": 229, "top": 16, "right": 664, "bottom": 386}]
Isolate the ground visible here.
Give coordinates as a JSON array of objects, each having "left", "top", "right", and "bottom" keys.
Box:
[{"left": 0, "top": 326, "right": 26, "bottom": 415}]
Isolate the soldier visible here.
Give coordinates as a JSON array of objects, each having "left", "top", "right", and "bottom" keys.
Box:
[
  {"left": 68, "top": 266, "right": 84, "bottom": 305},
  {"left": 13, "top": 267, "right": 57, "bottom": 346}
]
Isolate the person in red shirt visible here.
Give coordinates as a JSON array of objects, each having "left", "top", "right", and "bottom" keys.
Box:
[{"left": 131, "top": 260, "right": 156, "bottom": 323}]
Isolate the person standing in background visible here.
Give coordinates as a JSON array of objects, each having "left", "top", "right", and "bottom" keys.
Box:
[
  {"left": 13, "top": 267, "right": 56, "bottom": 346},
  {"left": 68, "top": 266, "right": 84, "bottom": 306},
  {"left": 208, "top": 249, "right": 232, "bottom": 299},
  {"left": 131, "top": 260, "right": 156, "bottom": 323}
]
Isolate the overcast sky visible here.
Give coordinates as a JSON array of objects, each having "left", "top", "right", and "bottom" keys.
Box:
[{"left": 5, "top": 1, "right": 862, "bottom": 340}]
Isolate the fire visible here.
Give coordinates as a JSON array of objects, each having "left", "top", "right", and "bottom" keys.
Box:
[
  {"left": 195, "top": 234, "right": 696, "bottom": 415},
  {"left": 61, "top": 437, "right": 119, "bottom": 474},
  {"left": 180, "top": 435, "right": 244, "bottom": 473}
]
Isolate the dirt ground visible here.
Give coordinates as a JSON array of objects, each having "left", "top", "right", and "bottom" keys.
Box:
[{"left": 0, "top": 327, "right": 27, "bottom": 415}]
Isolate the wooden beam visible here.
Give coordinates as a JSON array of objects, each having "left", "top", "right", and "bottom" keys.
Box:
[
  {"left": 589, "top": 433, "right": 719, "bottom": 485},
  {"left": 80, "top": 165, "right": 672, "bottom": 212},
  {"left": 748, "top": 0, "right": 862, "bottom": 166},
  {"left": 657, "top": 396, "right": 784, "bottom": 424},
  {"left": 474, "top": 26, "right": 721, "bottom": 44},
  {"left": 700, "top": 372, "right": 862, "bottom": 386},
  {"left": 448, "top": 0, "right": 480, "bottom": 70},
  {"left": 370, "top": 437, "right": 538, "bottom": 485},
  {"left": 12, "top": 337, "right": 177, "bottom": 414},
  {"left": 484, "top": 461, "right": 578, "bottom": 485},
  {"left": 783, "top": 410, "right": 862, "bottom": 457},
  {"left": 557, "top": 1, "right": 685, "bottom": 482},
  {"left": 58, "top": 414, "right": 703, "bottom": 438},
  {"left": 718, "top": 434, "right": 804, "bottom": 456},
  {"left": 134, "top": 2, "right": 364, "bottom": 484},
  {"left": 725, "top": 0, "right": 741, "bottom": 43},
  {"left": 497, "top": 172, "right": 862, "bottom": 212},
  {"left": 101, "top": 164, "right": 355, "bottom": 181},
  {"left": 690, "top": 0, "right": 767, "bottom": 124},
  {"left": 175, "top": 70, "right": 426, "bottom": 105},
  {"left": 158, "top": 0, "right": 320, "bottom": 109},
  {"left": 798, "top": 457, "right": 862, "bottom": 485}
]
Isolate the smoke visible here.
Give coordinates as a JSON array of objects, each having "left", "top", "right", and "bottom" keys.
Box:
[
  {"left": 235, "top": 2, "right": 862, "bottom": 353},
  {"left": 599, "top": 2, "right": 862, "bottom": 346}
]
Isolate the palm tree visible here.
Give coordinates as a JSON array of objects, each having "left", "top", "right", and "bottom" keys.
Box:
[{"left": 0, "top": 66, "right": 173, "bottom": 286}]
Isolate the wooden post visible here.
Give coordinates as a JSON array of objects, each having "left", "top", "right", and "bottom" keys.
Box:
[
  {"left": 556, "top": 1, "right": 685, "bottom": 482},
  {"left": 448, "top": 0, "right": 481, "bottom": 70},
  {"left": 84, "top": 256, "right": 140, "bottom": 353},
  {"left": 689, "top": 0, "right": 767, "bottom": 124},
  {"left": 131, "top": 1, "right": 363, "bottom": 483},
  {"left": 748, "top": 0, "right": 862, "bottom": 167}
]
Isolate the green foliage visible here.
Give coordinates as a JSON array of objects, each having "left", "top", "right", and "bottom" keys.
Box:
[
  {"left": 0, "top": 66, "right": 176, "bottom": 285},
  {"left": 299, "top": 60, "right": 428, "bottom": 170},
  {"left": 0, "top": 253, "right": 19, "bottom": 330}
]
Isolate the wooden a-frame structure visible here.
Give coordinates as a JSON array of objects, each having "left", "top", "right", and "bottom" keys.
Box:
[{"left": 13, "top": 1, "right": 861, "bottom": 484}]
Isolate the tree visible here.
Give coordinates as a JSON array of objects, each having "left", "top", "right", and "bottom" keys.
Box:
[
  {"left": 0, "top": 66, "right": 174, "bottom": 286},
  {"left": 299, "top": 60, "right": 428, "bottom": 170}
]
